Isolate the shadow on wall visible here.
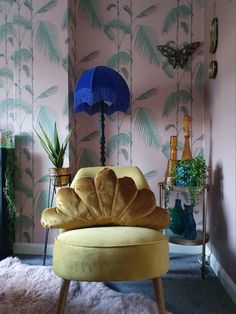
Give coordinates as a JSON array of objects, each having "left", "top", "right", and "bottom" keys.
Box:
[{"left": 209, "top": 162, "right": 236, "bottom": 283}]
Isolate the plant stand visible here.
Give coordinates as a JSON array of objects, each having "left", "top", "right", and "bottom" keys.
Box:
[
  {"left": 158, "top": 182, "right": 209, "bottom": 278},
  {"left": 43, "top": 173, "right": 71, "bottom": 265}
]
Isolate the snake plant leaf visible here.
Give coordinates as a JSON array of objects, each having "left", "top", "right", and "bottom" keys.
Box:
[
  {"left": 136, "top": 5, "right": 158, "bottom": 19},
  {"left": 36, "top": 106, "right": 54, "bottom": 140},
  {"left": 80, "top": 130, "right": 99, "bottom": 142},
  {"left": 11, "top": 48, "right": 32, "bottom": 65},
  {"left": 37, "top": 85, "right": 58, "bottom": 99},
  {"left": 79, "top": 148, "right": 96, "bottom": 168},
  {"left": 53, "top": 123, "right": 60, "bottom": 155},
  {"left": 13, "top": 14, "right": 32, "bottom": 30},
  {"left": 36, "top": 0, "right": 57, "bottom": 14},
  {"left": 36, "top": 123, "right": 58, "bottom": 160},
  {"left": 134, "top": 25, "right": 161, "bottom": 65},
  {"left": 134, "top": 107, "right": 161, "bottom": 149},
  {"left": 0, "top": 67, "right": 14, "bottom": 80},
  {"left": 35, "top": 21, "right": 61, "bottom": 64},
  {"left": 136, "top": 88, "right": 157, "bottom": 101},
  {"left": 162, "top": 5, "right": 192, "bottom": 34},
  {"left": 79, "top": 0, "right": 103, "bottom": 30},
  {"left": 107, "top": 133, "right": 131, "bottom": 157},
  {"left": 80, "top": 50, "right": 100, "bottom": 63},
  {"left": 0, "top": 22, "right": 16, "bottom": 41},
  {"left": 107, "top": 51, "right": 131, "bottom": 69},
  {"left": 162, "top": 89, "right": 192, "bottom": 117}
]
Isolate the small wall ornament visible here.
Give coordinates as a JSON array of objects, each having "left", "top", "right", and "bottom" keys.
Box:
[
  {"left": 208, "top": 2, "right": 218, "bottom": 79},
  {"left": 157, "top": 41, "right": 200, "bottom": 69}
]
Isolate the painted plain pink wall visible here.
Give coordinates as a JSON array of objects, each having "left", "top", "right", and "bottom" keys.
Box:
[{"left": 204, "top": 0, "right": 236, "bottom": 283}]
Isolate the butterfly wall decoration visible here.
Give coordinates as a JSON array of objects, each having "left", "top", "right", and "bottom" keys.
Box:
[{"left": 157, "top": 41, "right": 200, "bottom": 69}]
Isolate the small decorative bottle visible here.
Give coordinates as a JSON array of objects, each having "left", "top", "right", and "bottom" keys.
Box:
[
  {"left": 183, "top": 204, "right": 197, "bottom": 240},
  {"left": 165, "top": 135, "right": 178, "bottom": 185},
  {"left": 181, "top": 115, "right": 192, "bottom": 161},
  {"left": 169, "top": 198, "right": 185, "bottom": 235}
]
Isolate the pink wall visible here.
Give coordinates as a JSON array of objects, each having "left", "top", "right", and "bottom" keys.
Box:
[{"left": 204, "top": 0, "right": 236, "bottom": 283}]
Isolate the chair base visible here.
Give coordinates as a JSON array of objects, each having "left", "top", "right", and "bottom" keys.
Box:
[{"left": 56, "top": 277, "right": 166, "bottom": 314}]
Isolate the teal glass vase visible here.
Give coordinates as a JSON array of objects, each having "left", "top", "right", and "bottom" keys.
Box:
[
  {"left": 169, "top": 199, "right": 185, "bottom": 235},
  {"left": 183, "top": 204, "right": 197, "bottom": 240}
]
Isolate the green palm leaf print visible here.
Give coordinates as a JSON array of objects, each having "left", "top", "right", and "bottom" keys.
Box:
[
  {"left": 35, "top": 21, "right": 61, "bottom": 63},
  {"left": 134, "top": 107, "right": 161, "bottom": 149},
  {"left": 79, "top": 0, "right": 103, "bottom": 30},
  {"left": 162, "top": 89, "right": 192, "bottom": 117},
  {"left": 162, "top": 5, "right": 192, "bottom": 34},
  {"left": 134, "top": 25, "right": 161, "bottom": 65}
]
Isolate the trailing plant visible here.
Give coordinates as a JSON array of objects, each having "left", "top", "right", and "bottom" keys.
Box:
[
  {"left": 34, "top": 123, "right": 74, "bottom": 168},
  {"left": 4, "top": 149, "right": 16, "bottom": 252},
  {"left": 174, "top": 156, "right": 209, "bottom": 206}
]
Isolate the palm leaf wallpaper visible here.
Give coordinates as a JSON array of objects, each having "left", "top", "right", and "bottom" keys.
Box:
[{"left": 0, "top": 0, "right": 204, "bottom": 245}]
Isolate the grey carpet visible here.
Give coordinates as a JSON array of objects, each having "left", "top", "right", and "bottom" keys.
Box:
[{"left": 18, "top": 253, "right": 236, "bottom": 314}]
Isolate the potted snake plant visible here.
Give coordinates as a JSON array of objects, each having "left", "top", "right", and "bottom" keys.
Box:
[{"left": 34, "top": 122, "right": 74, "bottom": 186}]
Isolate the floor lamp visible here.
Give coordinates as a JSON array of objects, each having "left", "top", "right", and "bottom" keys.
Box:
[{"left": 74, "top": 65, "right": 130, "bottom": 166}]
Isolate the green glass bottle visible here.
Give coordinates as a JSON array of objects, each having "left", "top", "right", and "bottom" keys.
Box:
[{"left": 169, "top": 198, "right": 185, "bottom": 235}]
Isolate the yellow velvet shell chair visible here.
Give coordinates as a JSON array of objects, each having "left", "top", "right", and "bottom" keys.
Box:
[{"left": 41, "top": 166, "right": 170, "bottom": 314}]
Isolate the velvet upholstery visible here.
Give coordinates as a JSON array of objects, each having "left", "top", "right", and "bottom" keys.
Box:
[
  {"left": 53, "top": 226, "right": 169, "bottom": 282},
  {"left": 41, "top": 167, "right": 170, "bottom": 230},
  {"left": 40, "top": 166, "right": 170, "bottom": 314}
]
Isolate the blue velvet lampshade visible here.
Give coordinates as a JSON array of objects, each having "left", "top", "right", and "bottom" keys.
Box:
[{"left": 74, "top": 65, "right": 130, "bottom": 115}]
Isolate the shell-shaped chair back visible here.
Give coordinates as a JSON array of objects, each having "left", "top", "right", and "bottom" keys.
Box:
[{"left": 41, "top": 167, "right": 170, "bottom": 231}]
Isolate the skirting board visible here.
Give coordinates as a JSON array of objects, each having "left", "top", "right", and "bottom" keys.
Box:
[{"left": 206, "top": 247, "right": 236, "bottom": 305}]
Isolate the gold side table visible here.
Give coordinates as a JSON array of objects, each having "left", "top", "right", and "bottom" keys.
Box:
[{"left": 158, "top": 182, "right": 210, "bottom": 278}]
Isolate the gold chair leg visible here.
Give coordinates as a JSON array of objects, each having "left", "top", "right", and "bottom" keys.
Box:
[
  {"left": 57, "top": 279, "right": 71, "bottom": 314},
  {"left": 152, "top": 277, "right": 166, "bottom": 314}
]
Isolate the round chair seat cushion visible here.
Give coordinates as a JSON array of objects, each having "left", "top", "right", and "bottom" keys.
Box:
[{"left": 53, "top": 226, "right": 169, "bottom": 281}]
